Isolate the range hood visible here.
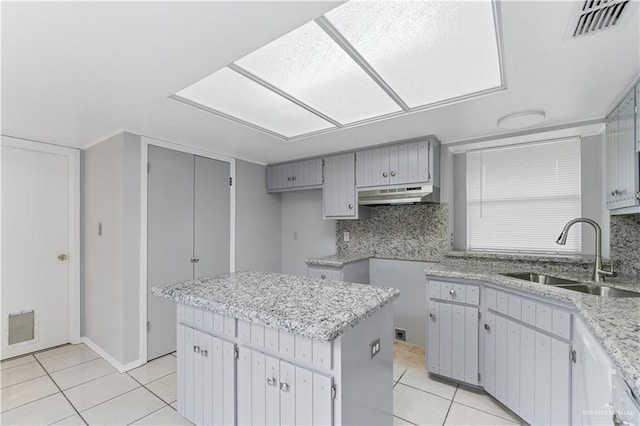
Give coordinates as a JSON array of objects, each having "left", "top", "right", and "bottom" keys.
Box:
[{"left": 358, "top": 184, "right": 440, "bottom": 205}]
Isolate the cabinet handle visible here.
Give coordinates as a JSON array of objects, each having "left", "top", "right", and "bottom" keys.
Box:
[
  {"left": 287, "top": 177, "right": 292, "bottom": 181},
  {"left": 320, "top": 274, "right": 326, "bottom": 279},
  {"left": 450, "top": 289, "right": 456, "bottom": 296},
  {"left": 390, "top": 171, "right": 396, "bottom": 177},
  {"left": 193, "top": 345, "right": 200, "bottom": 353},
  {"left": 292, "top": 176, "right": 296, "bottom": 181},
  {"left": 348, "top": 204, "right": 353, "bottom": 209},
  {"left": 484, "top": 324, "right": 490, "bottom": 331},
  {"left": 267, "top": 377, "right": 277, "bottom": 387},
  {"left": 280, "top": 382, "right": 290, "bottom": 392},
  {"left": 201, "top": 349, "right": 208, "bottom": 357},
  {"left": 194, "top": 257, "right": 199, "bottom": 263},
  {"left": 429, "top": 313, "right": 435, "bottom": 319},
  {"left": 382, "top": 172, "right": 388, "bottom": 178}
]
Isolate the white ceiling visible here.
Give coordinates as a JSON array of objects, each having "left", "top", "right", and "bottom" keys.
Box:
[{"left": 2, "top": 1, "right": 639, "bottom": 164}]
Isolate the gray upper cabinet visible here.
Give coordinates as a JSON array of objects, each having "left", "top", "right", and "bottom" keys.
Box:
[
  {"left": 606, "top": 88, "right": 639, "bottom": 210},
  {"left": 266, "top": 158, "right": 323, "bottom": 192},
  {"left": 356, "top": 139, "right": 435, "bottom": 188},
  {"left": 323, "top": 152, "right": 367, "bottom": 219}
]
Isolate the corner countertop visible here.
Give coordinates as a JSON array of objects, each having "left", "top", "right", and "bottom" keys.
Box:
[
  {"left": 305, "top": 254, "right": 441, "bottom": 267},
  {"left": 151, "top": 271, "right": 399, "bottom": 342},
  {"left": 424, "top": 263, "right": 640, "bottom": 397}
]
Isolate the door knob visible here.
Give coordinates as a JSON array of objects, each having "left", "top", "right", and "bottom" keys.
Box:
[
  {"left": 280, "top": 382, "right": 289, "bottom": 392},
  {"left": 348, "top": 204, "right": 353, "bottom": 209},
  {"left": 267, "top": 377, "right": 277, "bottom": 387},
  {"left": 58, "top": 254, "right": 68, "bottom": 261},
  {"left": 382, "top": 172, "right": 388, "bottom": 178},
  {"left": 390, "top": 171, "right": 396, "bottom": 177}
]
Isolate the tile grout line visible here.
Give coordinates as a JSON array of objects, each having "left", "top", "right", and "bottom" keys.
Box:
[
  {"left": 394, "top": 381, "right": 455, "bottom": 402},
  {"left": 41, "top": 354, "right": 102, "bottom": 375},
  {"left": 453, "top": 398, "right": 521, "bottom": 423},
  {"left": 127, "top": 369, "right": 177, "bottom": 405},
  {"left": 394, "top": 414, "right": 420, "bottom": 425},
  {"left": 32, "top": 355, "right": 89, "bottom": 426},
  {"left": 441, "top": 384, "right": 459, "bottom": 425},
  {"left": 125, "top": 403, "right": 171, "bottom": 425},
  {"left": 76, "top": 386, "right": 142, "bottom": 415}
]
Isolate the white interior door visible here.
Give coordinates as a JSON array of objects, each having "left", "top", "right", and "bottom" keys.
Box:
[{"left": 1, "top": 137, "right": 79, "bottom": 359}]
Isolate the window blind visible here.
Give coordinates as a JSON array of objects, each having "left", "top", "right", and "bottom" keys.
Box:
[{"left": 466, "top": 138, "right": 582, "bottom": 253}]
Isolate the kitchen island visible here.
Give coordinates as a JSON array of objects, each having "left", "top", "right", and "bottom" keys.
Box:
[{"left": 152, "top": 271, "right": 399, "bottom": 426}]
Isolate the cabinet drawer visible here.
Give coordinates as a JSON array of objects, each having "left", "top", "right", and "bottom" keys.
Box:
[
  {"left": 452, "top": 283, "right": 466, "bottom": 303},
  {"left": 522, "top": 299, "right": 536, "bottom": 326},
  {"left": 552, "top": 309, "right": 571, "bottom": 340},
  {"left": 508, "top": 295, "right": 522, "bottom": 320},
  {"left": 429, "top": 281, "right": 441, "bottom": 299},
  {"left": 486, "top": 288, "right": 497, "bottom": 310},
  {"left": 535, "top": 304, "right": 552, "bottom": 333},
  {"left": 496, "top": 291, "right": 509, "bottom": 315},
  {"left": 440, "top": 282, "right": 454, "bottom": 301},
  {"left": 466, "top": 286, "right": 480, "bottom": 306}
]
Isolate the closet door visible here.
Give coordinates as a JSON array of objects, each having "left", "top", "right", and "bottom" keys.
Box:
[
  {"left": 147, "top": 146, "right": 194, "bottom": 360},
  {"left": 194, "top": 156, "right": 231, "bottom": 278}
]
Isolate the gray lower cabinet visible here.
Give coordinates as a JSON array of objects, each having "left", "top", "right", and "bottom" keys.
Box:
[
  {"left": 483, "top": 287, "right": 572, "bottom": 426},
  {"left": 308, "top": 260, "right": 369, "bottom": 284},
  {"left": 426, "top": 279, "right": 480, "bottom": 386}
]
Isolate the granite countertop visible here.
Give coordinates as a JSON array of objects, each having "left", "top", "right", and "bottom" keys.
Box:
[
  {"left": 445, "top": 250, "right": 596, "bottom": 265},
  {"left": 305, "top": 253, "right": 441, "bottom": 267},
  {"left": 152, "top": 271, "right": 399, "bottom": 342},
  {"left": 424, "top": 263, "right": 640, "bottom": 397}
]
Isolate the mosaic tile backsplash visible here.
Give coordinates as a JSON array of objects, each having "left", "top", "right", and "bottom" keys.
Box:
[
  {"left": 335, "top": 204, "right": 449, "bottom": 261},
  {"left": 611, "top": 214, "right": 640, "bottom": 275}
]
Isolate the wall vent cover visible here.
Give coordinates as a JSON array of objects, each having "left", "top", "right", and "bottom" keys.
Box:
[
  {"left": 8, "top": 310, "right": 35, "bottom": 346},
  {"left": 571, "top": 0, "right": 631, "bottom": 37}
]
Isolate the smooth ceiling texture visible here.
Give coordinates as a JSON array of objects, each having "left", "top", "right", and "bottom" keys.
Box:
[{"left": 1, "top": 1, "right": 638, "bottom": 164}]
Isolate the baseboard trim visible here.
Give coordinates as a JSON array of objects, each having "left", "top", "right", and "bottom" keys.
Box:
[{"left": 81, "top": 337, "right": 144, "bottom": 373}]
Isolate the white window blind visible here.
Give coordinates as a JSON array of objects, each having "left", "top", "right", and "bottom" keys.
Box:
[{"left": 467, "top": 138, "right": 582, "bottom": 253}]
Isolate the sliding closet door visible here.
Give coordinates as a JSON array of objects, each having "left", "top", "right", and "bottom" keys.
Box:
[
  {"left": 147, "top": 146, "right": 194, "bottom": 360},
  {"left": 194, "top": 156, "right": 230, "bottom": 278}
]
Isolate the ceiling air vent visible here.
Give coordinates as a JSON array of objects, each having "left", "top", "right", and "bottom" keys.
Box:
[{"left": 571, "top": 0, "right": 631, "bottom": 37}]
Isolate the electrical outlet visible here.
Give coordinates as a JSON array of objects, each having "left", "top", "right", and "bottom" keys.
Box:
[
  {"left": 369, "top": 337, "right": 381, "bottom": 359},
  {"left": 395, "top": 328, "right": 406, "bottom": 341},
  {"left": 343, "top": 232, "right": 350, "bottom": 242},
  {"left": 293, "top": 231, "right": 298, "bottom": 240}
]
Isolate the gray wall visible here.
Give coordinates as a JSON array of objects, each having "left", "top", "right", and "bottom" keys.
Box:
[
  {"left": 280, "top": 190, "right": 335, "bottom": 276},
  {"left": 84, "top": 133, "right": 125, "bottom": 362},
  {"left": 83, "top": 131, "right": 141, "bottom": 365},
  {"left": 235, "top": 160, "right": 282, "bottom": 273}
]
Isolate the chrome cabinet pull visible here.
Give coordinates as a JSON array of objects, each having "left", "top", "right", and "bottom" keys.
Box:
[
  {"left": 193, "top": 345, "right": 200, "bottom": 353},
  {"left": 348, "top": 204, "right": 353, "bottom": 209},
  {"left": 390, "top": 171, "right": 396, "bottom": 177},
  {"left": 280, "top": 382, "right": 289, "bottom": 392},
  {"left": 429, "top": 313, "right": 435, "bottom": 319},
  {"left": 450, "top": 289, "right": 456, "bottom": 296},
  {"left": 292, "top": 176, "right": 296, "bottom": 181},
  {"left": 201, "top": 349, "right": 208, "bottom": 357},
  {"left": 267, "top": 377, "right": 277, "bottom": 387},
  {"left": 382, "top": 172, "right": 388, "bottom": 178},
  {"left": 484, "top": 324, "right": 490, "bottom": 331}
]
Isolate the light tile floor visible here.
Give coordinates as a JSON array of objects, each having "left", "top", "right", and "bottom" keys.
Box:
[{"left": 0, "top": 341, "right": 523, "bottom": 425}]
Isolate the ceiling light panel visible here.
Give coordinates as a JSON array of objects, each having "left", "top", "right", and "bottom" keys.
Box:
[
  {"left": 176, "top": 67, "right": 334, "bottom": 138},
  {"left": 235, "top": 21, "right": 402, "bottom": 125},
  {"left": 325, "top": 0, "right": 503, "bottom": 108}
]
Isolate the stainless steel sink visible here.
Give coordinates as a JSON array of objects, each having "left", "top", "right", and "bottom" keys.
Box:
[
  {"left": 553, "top": 284, "right": 640, "bottom": 297},
  {"left": 500, "top": 272, "right": 581, "bottom": 285},
  {"left": 500, "top": 272, "right": 640, "bottom": 297}
]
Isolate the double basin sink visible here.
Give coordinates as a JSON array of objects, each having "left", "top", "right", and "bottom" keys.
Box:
[{"left": 500, "top": 272, "right": 640, "bottom": 298}]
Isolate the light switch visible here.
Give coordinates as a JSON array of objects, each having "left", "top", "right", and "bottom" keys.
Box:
[{"left": 343, "top": 232, "right": 350, "bottom": 242}]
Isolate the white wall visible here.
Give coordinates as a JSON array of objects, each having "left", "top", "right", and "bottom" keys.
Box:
[
  {"left": 236, "top": 160, "right": 282, "bottom": 272},
  {"left": 280, "top": 190, "right": 336, "bottom": 276}
]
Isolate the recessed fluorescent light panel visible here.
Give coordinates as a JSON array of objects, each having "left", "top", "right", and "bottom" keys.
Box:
[{"left": 173, "top": 0, "right": 504, "bottom": 141}]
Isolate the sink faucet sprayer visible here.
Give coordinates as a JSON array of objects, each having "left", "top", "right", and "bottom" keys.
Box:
[{"left": 556, "top": 218, "right": 616, "bottom": 282}]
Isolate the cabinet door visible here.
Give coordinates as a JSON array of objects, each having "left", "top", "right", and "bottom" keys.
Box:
[
  {"left": 606, "top": 112, "right": 619, "bottom": 208},
  {"left": 394, "top": 143, "right": 410, "bottom": 185},
  {"left": 266, "top": 355, "right": 280, "bottom": 425},
  {"left": 237, "top": 347, "right": 252, "bottom": 425},
  {"left": 184, "top": 325, "right": 195, "bottom": 422},
  {"left": 193, "top": 331, "right": 205, "bottom": 426},
  {"left": 451, "top": 305, "right": 465, "bottom": 381},
  {"left": 506, "top": 321, "right": 521, "bottom": 413},
  {"left": 616, "top": 91, "right": 639, "bottom": 208},
  {"left": 427, "top": 301, "right": 440, "bottom": 373},
  {"left": 417, "top": 140, "right": 431, "bottom": 183},
  {"left": 534, "top": 332, "right": 552, "bottom": 426},
  {"left": 389, "top": 144, "right": 400, "bottom": 185},
  {"left": 483, "top": 312, "right": 496, "bottom": 395},
  {"left": 200, "top": 333, "right": 214, "bottom": 426},
  {"left": 323, "top": 153, "right": 357, "bottom": 218},
  {"left": 280, "top": 361, "right": 296, "bottom": 425},
  {"left": 222, "top": 341, "right": 236, "bottom": 426},
  {"left": 252, "top": 351, "right": 267, "bottom": 425},
  {"left": 177, "top": 324, "right": 186, "bottom": 416},
  {"left": 464, "top": 307, "right": 479, "bottom": 385},
  {"left": 295, "top": 366, "right": 313, "bottom": 425},
  {"left": 519, "top": 326, "right": 535, "bottom": 425},
  {"left": 211, "top": 336, "right": 225, "bottom": 425},
  {"left": 550, "top": 338, "right": 570, "bottom": 425},
  {"left": 356, "top": 147, "right": 389, "bottom": 187},
  {"left": 313, "top": 372, "right": 333, "bottom": 425},
  {"left": 494, "top": 316, "right": 508, "bottom": 405},
  {"left": 438, "top": 302, "right": 453, "bottom": 378},
  {"left": 300, "top": 158, "right": 323, "bottom": 188}
]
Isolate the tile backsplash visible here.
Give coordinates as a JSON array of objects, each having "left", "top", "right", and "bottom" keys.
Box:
[
  {"left": 336, "top": 204, "right": 449, "bottom": 261},
  {"left": 610, "top": 214, "right": 640, "bottom": 275}
]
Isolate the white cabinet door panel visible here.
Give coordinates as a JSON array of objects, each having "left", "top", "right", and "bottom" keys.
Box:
[
  {"left": 506, "top": 321, "right": 520, "bottom": 413},
  {"left": 252, "top": 351, "right": 267, "bottom": 425},
  {"left": 451, "top": 305, "right": 465, "bottom": 381},
  {"left": 551, "top": 338, "right": 570, "bottom": 425},
  {"left": 177, "top": 324, "right": 185, "bottom": 415},
  {"left": 184, "top": 326, "right": 194, "bottom": 422},
  {"left": 464, "top": 306, "right": 479, "bottom": 385},
  {"left": 211, "top": 337, "right": 224, "bottom": 426},
  {"left": 519, "top": 326, "right": 535, "bottom": 425},
  {"left": 295, "top": 366, "right": 313, "bottom": 425},
  {"left": 534, "top": 332, "right": 552, "bottom": 426},
  {"left": 222, "top": 341, "right": 236, "bottom": 426},
  {"left": 280, "top": 361, "right": 296, "bottom": 425},
  {"left": 201, "top": 333, "right": 214, "bottom": 426},
  {"left": 484, "top": 312, "right": 496, "bottom": 395},
  {"left": 438, "top": 303, "right": 453, "bottom": 378},
  {"left": 486, "top": 288, "right": 497, "bottom": 311},
  {"left": 313, "top": 373, "right": 333, "bottom": 425},
  {"left": 237, "top": 347, "right": 252, "bottom": 426},
  {"left": 427, "top": 302, "right": 440, "bottom": 374},
  {"left": 265, "top": 356, "right": 280, "bottom": 425},
  {"left": 494, "top": 316, "right": 508, "bottom": 405},
  {"left": 193, "top": 331, "right": 204, "bottom": 426}
]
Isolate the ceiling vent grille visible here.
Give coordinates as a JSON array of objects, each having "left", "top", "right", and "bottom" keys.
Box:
[{"left": 572, "top": 0, "right": 630, "bottom": 37}]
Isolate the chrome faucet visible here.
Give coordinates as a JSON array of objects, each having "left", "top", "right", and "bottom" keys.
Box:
[{"left": 556, "top": 218, "right": 616, "bottom": 282}]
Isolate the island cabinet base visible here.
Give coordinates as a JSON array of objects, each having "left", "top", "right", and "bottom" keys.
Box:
[{"left": 174, "top": 302, "right": 394, "bottom": 425}]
